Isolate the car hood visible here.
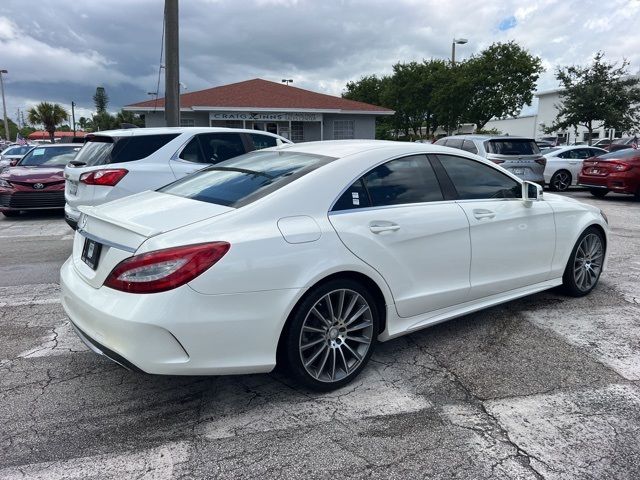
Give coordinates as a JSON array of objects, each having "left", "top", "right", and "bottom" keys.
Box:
[{"left": 1, "top": 166, "right": 65, "bottom": 182}]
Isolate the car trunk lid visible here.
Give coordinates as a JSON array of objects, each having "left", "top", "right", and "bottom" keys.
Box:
[{"left": 73, "top": 190, "right": 234, "bottom": 288}]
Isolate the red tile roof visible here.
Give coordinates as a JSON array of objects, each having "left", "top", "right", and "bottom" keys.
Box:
[
  {"left": 28, "top": 130, "right": 88, "bottom": 139},
  {"left": 126, "top": 78, "right": 393, "bottom": 113}
]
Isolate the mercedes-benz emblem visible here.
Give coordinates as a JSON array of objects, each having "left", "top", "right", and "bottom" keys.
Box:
[{"left": 33, "top": 183, "right": 45, "bottom": 190}]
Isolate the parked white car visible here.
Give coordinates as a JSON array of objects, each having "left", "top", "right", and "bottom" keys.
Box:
[
  {"left": 60, "top": 140, "right": 609, "bottom": 390},
  {"left": 64, "top": 127, "right": 291, "bottom": 229},
  {"left": 543, "top": 145, "right": 606, "bottom": 191}
]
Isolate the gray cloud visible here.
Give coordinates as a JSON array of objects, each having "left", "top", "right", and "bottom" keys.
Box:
[{"left": 1, "top": 0, "right": 639, "bottom": 124}]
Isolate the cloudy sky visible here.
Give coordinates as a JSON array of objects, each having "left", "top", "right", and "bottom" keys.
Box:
[{"left": 1, "top": 0, "right": 639, "bottom": 123}]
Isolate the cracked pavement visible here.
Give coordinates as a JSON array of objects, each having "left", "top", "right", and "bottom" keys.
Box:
[{"left": 1, "top": 192, "right": 639, "bottom": 479}]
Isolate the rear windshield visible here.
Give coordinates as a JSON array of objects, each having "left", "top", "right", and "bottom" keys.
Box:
[
  {"left": 486, "top": 139, "right": 540, "bottom": 155},
  {"left": 612, "top": 137, "right": 633, "bottom": 145},
  {"left": 72, "top": 134, "right": 180, "bottom": 166},
  {"left": 18, "top": 146, "right": 81, "bottom": 167},
  {"left": 597, "top": 149, "right": 640, "bottom": 160},
  {"left": 159, "top": 151, "right": 334, "bottom": 208}
]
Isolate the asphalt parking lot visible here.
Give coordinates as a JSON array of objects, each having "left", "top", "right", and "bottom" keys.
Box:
[{"left": 1, "top": 191, "right": 639, "bottom": 479}]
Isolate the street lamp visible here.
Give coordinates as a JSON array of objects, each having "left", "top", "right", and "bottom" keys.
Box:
[
  {"left": 451, "top": 38, "right": 468, "bottom": 66},
  {"left": 0, "top": 69, "right": 9, "bottom": 142},
  {"left": 282, "top": 79, "right": 293, "bottom": 86}
]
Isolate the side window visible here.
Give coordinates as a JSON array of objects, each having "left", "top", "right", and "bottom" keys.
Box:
[
  {"left": 557, "top": 150, "right": 572, "bottom": 159},
  {"left": 179, "top": 137, "right": 205, "bottom": 163},
  {"left": 445, "top": 138, "right": 463, "bottom": 150},
  {"left": 110, "top": 134, "right": 180, "bottom": 163},
  {"left": 332, "top": 179, "right": 371, "bottom": 211},
  {"left": 462, "top": 140, "right": 478, "bottom": 154},
  {"left": 434, "top": 138, "right": 447, "bottom": 146},
  {"left": 198, "top": 133, "right": 246, "bottom": 164},
  {"left": 437, "top": 154, "right": 520, "bottom": 199},
  {"left": 250, "top": 133, "right": 278, "bottom": 150},
  {"left": 588, "top": 148, "right": 602, "bottom": 157},
  {"left": 363, "top": 155, "right": 443, "bottom": 207}
]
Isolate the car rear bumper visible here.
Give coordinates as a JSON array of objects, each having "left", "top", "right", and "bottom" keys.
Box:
[
  {"left": 60, "top": 257, "right": 303, "bottom": 375},
  {"left": 578, "top": 172, "right": 640, "bottom": 194},
  {"left": 64, "top": 204, "right": 80, "bottom": 229}
]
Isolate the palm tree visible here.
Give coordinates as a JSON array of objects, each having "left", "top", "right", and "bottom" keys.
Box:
[{"left": 27, "top": 102, "right": 69, "bottom": 142}]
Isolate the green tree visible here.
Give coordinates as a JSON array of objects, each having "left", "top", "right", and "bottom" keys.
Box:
[
  {"left": 0, "top": 118, "right": 19, "bottom": 141},
  {"left": 27, "top": 102, "right": 69, "bottom": 142},
  {"left": 343, "top": 74, "right": 395, "bottom": 139},
  {"left": 546, "top": 52, "right": 640, "bottom": 144},
  {"left": 462, "top": 41, "right": 543, "bottom": 129},
  {"left": 78, "top": 116, "right": 89, "bottom": 130},
  {"left": 93, "top": 87, "right": 109, "bottom": 113},
  {"left": 114, "top": 110, "right": 145, "bottom": 128}
]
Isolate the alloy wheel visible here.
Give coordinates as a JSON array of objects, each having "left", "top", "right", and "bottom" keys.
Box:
[
  {"left": 298, "top": 289, "right": 374, "bottom": 383},
  {"left": 552, "top": 171, "right": 571, "bottom": 191},
  {"left": 573, "top": 233, "right": 604, "bottom": 292}
]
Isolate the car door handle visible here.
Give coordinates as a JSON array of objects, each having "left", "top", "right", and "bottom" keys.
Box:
[
  {"left": 473, "top": 209, "right": 496, "bottom": 220},
  {"left": 369, "top": 221, "right": 400, "bottom": 233}
]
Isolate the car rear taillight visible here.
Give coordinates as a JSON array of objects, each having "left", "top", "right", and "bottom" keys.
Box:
[
  {"left": 535, "top": 158, "right": 547, "bottom": 166},
  {"left": 80, "top": 169, "right": 128, "bottom": 186},
  {"left": 104, "top": 242, "right": 230, "bottom": 294},
  {"left": 611, "top": 161, "right": 632, "bottom": 172},
  {"left": 491, "top": 159, "right": 505, "bottom": 164}
]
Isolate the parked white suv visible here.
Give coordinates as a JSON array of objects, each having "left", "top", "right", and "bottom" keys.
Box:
[{"left": 64, "top": 127, "right": 291, "bottom": 229}]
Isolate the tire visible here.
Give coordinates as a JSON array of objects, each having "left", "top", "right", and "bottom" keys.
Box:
[
  {"left": 560, "top": 227, "right": 605, "bottom": 297},
  {"left": 549, "top": 170, "right": 572, "bottom": 192},
  {"left": 589, "top": 188, "right": 608, "bottom": 198},
  {"left": 1, "top": 211, "right": 20, "bottom": 217},
  {"left": 283, "top": 279, "right": 380, "bottom": 391}
]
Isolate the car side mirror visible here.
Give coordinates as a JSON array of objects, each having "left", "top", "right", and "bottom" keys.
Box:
[{"left": 522, "top": 181, "right": 542, "bottom": 203}]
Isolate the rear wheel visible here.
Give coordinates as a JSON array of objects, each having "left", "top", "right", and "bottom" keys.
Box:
[
  {"left": 589, "top": 188, "right": 608, "bottom": 198},
  {"left": 549, "top": 170, "right": 572, "bottom": 192},
  {"left": 283, "top": 279, "right": 379, "bottom": 391},
  {"left": 561, "top": 227, "right": 605, "bottom": 297},
  {"left": 1, "top": 211, "right": 20, "bottom": 218}
]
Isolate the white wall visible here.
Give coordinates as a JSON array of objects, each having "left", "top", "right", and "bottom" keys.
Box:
[{"left": 484, "top": 116, "right": 537, "bottom": 137}]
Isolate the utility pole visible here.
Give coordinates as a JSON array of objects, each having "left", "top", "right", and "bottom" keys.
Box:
[
  {"left": 164, "top": 0, "right": 180, "bottom": 127},
  {"left": 0, "top": 70, "right": 9, "bottom": 141},
  {"left": 71, "top": 101, "right": 76, "bottom": 135}
]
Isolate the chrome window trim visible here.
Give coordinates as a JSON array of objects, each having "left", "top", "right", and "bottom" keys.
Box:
[
  {"left": 77, "top": 229, "right": 137, "bottom": 253},
  {"left": 328, "top": 199, "right": 459, "bottom": 216}
]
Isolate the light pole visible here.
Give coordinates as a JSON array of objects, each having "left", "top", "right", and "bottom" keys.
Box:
[
  {"left": 71, "top": 101, "right": 76, "bottom": 136},
  {"left": 451, "top": 38, "right": 468, "bottom": 66},
  {"left": 282, "top": 79, "right": 293, "bottom": 86},
  {"left": 0, "top": 70, "right": 9, "bottom": 141}
]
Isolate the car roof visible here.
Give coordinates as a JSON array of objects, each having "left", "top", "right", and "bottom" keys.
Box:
[
  {"left": 268, "top": 139, "right": 474, "bottom": 159},
  {"left": 88, "top": 127, "right": 289, "bottom": 138},
  {"left": 440, "top": 135, "right": 535, "bottom": 141},
  {"left": 29, "top": 143, "right": 79, "bottom": 148}
]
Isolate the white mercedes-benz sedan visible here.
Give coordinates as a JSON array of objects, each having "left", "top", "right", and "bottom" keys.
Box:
[{"left": 60, "top": 140, "right": 609, "bottom": 390}]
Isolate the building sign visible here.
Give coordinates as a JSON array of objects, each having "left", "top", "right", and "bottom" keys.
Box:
[{"left": 210, "top": 112, "right": 322, "bottom": 122}]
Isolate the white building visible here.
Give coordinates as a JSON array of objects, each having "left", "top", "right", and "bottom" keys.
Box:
[{"left": 485, "top": 80, "right": 638, "bottom": 143}]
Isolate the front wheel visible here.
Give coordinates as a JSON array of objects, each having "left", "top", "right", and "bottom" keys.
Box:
[
  {"left": 589, "top": 188, "right": 608, "bottom": 198},
  {"left": 561, "top": 227, "right": 605, "bottom": 297},
  {"left": 283, "top": 279, "right": 379, "bottom": 391},
  {"left": 549, "top": 170, "right": 572, "bottom": 192}
]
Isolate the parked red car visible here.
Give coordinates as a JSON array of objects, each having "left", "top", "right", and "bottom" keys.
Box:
[
  {"left": 578, "top": 148, "right": 640, "bottom": 199},
  {"left": 0, "top": 144, "right": 81, "bottom": 217}
]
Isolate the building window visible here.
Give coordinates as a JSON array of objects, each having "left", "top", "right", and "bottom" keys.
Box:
[
  {"left": 180, "top": 118, "right": 195, "bottom": 127},
  {"left": 333, "top": 120, "right": 355, "bottom": 140},
  {"left": 210, "top": 120, "right": 244, "bottom": 129},
  {"left": 291, "top": 121, "right": 304, "bottom": 142}
]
